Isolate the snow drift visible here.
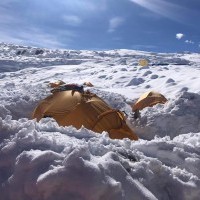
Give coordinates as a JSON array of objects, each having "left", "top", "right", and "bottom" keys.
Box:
[{"left": 0, "top": 43, "right": 200, "bottom": 200}]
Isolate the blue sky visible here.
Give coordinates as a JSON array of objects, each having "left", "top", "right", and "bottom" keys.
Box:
[{"left": 0, "top": 0, "right": 200, "bottom": 52}]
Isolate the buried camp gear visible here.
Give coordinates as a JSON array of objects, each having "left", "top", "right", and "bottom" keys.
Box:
[
  {"left": 132, "top": 91, "right": 167, "bottom": 119},
  {"left": 51, "top": 84, "right": 84, "bottom": 95},
  {"left": 32, "top": 90, "right": 138, "bottom": 140}
]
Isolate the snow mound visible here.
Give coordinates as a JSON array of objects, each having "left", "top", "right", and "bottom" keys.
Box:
[
  {"left": 0, "top": 117, "right": 200, "bottom": 200},
  {"left": 0, "top": 83, "right": 49, "bottom": 120},
  {"left": 132, "top": 91, "right": 200, "bottom": 140},
  {"left": 1, "top": 43, "right": 200, "bottom": 200},
  {"left": 126, "top": 78, "right": 145, "bottom": 86}
]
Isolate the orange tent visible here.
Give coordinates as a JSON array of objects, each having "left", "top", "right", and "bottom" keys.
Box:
[
  {"left": 132, "top": 91, "right": 167, "bottom": 112},
  {"left": 83, "top": 82, "right": 94, "bottom": 87},
  {"left": 138, "top": 59, "right": 149, "bottom": 67},
  {"left": 49, "top": 80, "right": 65, "bottom": 88},
  {"left": 32, "top": 90, "right": 138, "bottom": 140}
]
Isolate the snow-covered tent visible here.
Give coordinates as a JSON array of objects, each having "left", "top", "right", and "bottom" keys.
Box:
[
  {"left": 132, "top": 91, "right": 167, "bottom": 111},
  {"left": 138, "top": 59, "right": 149, "bottom": 67},
  {"left": 32, "top": 90, "right": 138, "bottom": 140}
]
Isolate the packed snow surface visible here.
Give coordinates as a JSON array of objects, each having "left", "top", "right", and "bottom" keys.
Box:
[{"left": 0, "top": 43, "right": 200, "bottom": 200}]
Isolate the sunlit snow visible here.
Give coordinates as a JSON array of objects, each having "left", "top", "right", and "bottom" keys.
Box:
[{"left": 0, "top": 43, "right": 200, "bottom": 200}]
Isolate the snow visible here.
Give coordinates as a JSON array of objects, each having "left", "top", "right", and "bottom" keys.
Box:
[{"left": 0, "top": 43, "right": 200, "bottom": 200}]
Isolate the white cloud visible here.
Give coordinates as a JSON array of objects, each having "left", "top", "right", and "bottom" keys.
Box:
[
  {"left": 185, "top": 40, "right": 194, "bottom": 44},
  {"left": 176, "top": 33, "right": 184, "bottom": 40},
  {"left": 0, "top": 33, "right": 23, "bottom": 45},
  {"left": 0, "top": 6, "right": 22, "bottom": 25},
  {"left": 0, "top": 27, "right": 76, "bottom": 49},
  {"left": 0, "top": 0, "right": 19, "bottom": 6},
  {"left": 129, "top": 0, "right": 190, "bottom": 23},
  {"left": 25, "top": 28, "right": 77, "bottom": 48},
  {"left": 108, "top": 17, "right": 124, "bottom": 33},
  {"left": 60, "top": 0, "right": 107, "bottom": 13},
  {"left": 131, "top": 44, "right": 157, "bottom": 50},
  {"left": 63, "top": 15, "right": 82, "bottom": 26}
]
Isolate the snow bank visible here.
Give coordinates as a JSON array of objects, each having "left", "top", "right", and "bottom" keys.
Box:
[
  {"left": 0, "top": 82, "right": 49, "bottom": 120},
  {"left": 132, "top": 91, "right": 200, "bottom": 140},
  {"left": 1, "top": 117, "right": 200, "bottom": 200}
]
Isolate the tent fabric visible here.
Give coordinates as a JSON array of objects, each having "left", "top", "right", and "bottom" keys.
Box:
[
  {"left": 132, "top": 91, "right": 167, "bottom": 111},
  {"left": 50, "top": 84, "right": 84, "bottom": 94},
  {"left": 138, "top": 59, "right": 149, "bottom": 67},
  {"left": 49, "top": 80, "right": 66, "bottom": 88},
  {"left": 32, "top": 90, "right": 138, "bottom": 140},
  {"left": 83, "top": 82, "right": 94, "bottom": 87}
]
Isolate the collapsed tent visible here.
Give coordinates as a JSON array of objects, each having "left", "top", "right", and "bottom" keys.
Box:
[
  {"left": 50, "top": 84, "right": 84, "bottom": 94},
  {"left": 49, "top": 80, "right": 94, "bottom": 89},
  {"left": 138, "top": 59, "right": 149, "bottom": 67},
  {"left": 49, "top": 80, "right": 66, "bottom": 88},
  {"left": 83, "top": 82, "right": 94, "bottom": 87},
  {"left": 32, "top": 90, "right": 138, "bottom": 140},
  {"left": 132, "top": 91, "right": 167, "bottom": 112}
]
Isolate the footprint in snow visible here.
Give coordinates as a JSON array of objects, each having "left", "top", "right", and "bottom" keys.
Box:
[
  {"left": 105, "top": 76, "right": 113, "bottom": 80},
  {"left": 120, "top": 68, "right": 128, "bottom": 71},
  {"left": 150, "top": 74, "right": 159, "bottom": 79},
  {"left": 138, "top": 66, "right": 149, "bottom": 70},
  {"left": 180, "top": 87, "right": 188, "bottom": 92},
  {"left": 168, "top": 82, "right": 177, "bottom": 86},
  {"left": 145, "top": 85, "right": 151, "bottom": 89},
  {"left": 163, "top": 67, "right": 169, "bottom": 70},
  {"left": 98, "top": 75, "right": 107, "bottom": 79},
  {"left": 120, "top": 76, "right": 127, "bottom": 79},
  {"left": 166, "top": 78, "right": 176, "bottom": 86},
  {"left": 166, "top": 78, "right": 175, "bottom": 83},
  {"left": 126, "top": 77, "right": 145, "bottom": 86},
  {"left": 143, "top": 71, "right": 152, "bottom": 76}
]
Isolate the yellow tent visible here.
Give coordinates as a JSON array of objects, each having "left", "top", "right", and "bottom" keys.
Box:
[
  {"left": 49, "top": 80, "right": 65, "bottom": 88},
  {"left": 32, "top": 90, "right": 138, "bottom": 140},
  {"left": 132, "top": 91, "right": 167, "bottom": 111},
  {"left": 138, "top": 59, "right": 149, "bottom": 67},
  {"left": 83, "top": 82, "right": 94, "bottom": 87}
]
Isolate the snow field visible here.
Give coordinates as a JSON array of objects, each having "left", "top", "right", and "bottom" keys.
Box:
[{"left": 0, "top": 43, "right": 200, "bottom": 200}]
